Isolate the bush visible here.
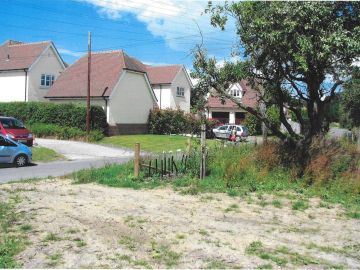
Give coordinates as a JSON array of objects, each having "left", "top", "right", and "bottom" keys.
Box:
[
  {"left": 0, "top": 102, "right": 107, "bottom": 133},
  {"left": 243, "top": 113, "right": 261, "bottom": 135},
  {"left": 148, "top": 108, "right": 219, "bottom": 137},
  {"left": 27, "top": 123, "right": 104, "bottom": 141}
]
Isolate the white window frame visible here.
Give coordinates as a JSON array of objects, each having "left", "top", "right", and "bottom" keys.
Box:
[
  {"left": 40, "top": 74, "right": 55, "bottom": 88},
  {"left": 230, "top": 89, "right": 242, "bottom": 98},
  {"left": 176, "top": 86, "right": 185, "bottom": 97}
]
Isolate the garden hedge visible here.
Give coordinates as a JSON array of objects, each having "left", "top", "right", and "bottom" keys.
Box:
[
  {"left": 148, "top": 108, "right": 218, "bottom": 137},
  {"left": 0, "top": 102, "right": 107, "bottom": 133}
]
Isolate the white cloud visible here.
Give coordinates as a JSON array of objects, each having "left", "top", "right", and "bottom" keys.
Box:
[
  {"left": 79, "top": 0, "right": 237, "bottom": 56},
  {"left": 58, "top": 48, "right": 84, "bottom": 58}
]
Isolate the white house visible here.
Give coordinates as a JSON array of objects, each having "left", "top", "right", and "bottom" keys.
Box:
[
  {"left": 206, "top": 80, "right": 259, "bottom": 124},
  {"left": 0, "top": 40, "right": 66, "bottom": 102},
  {"left": 146, "top": 65, "right": 192, "bottom": 112},
  {"left": 46, "top": 51, "right": 158, "bottom": 135}
]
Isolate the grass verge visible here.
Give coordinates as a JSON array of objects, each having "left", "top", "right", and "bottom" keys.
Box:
[
  {"left": 73, "top": 142, "right": 360, "bottom": 218},
  {"left": 31, "top": 147, "right": 64, "bottom": 163}
]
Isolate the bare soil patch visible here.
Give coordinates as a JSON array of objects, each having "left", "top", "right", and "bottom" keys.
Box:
[{"left": 1, "top": 179, "right": 359, "bottom": 269}]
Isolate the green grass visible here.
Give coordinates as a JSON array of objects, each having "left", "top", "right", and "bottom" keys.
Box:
[
  {"left": 99, "top": 134, "right": 190, "bottom": 153},
  {"left": 31, "top": 147, "right": 64, "bottom": 163},
  {"left": 72, "top": 142, "right": 360, "bottom": 218},
  {"left": 99, "top": 134, "right": 220, "bottom": 153},
  {"left": 0, "top": 197, "right": 28, "bottom": 268},
  {"left": 292, "top": 200, "right": 309, "bottom": 211}
]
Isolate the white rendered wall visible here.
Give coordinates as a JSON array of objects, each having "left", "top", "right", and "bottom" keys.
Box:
[
  {"left": 108, "top": 71, "right": 154, "bottom": 125},
  {"left": 0, "top": 71, "right": 26, "bottom": 102},
  {"left": 170, "top": 68, "right": 191, "bottom": 112},
  {"left": 152, "top": 84, "right": 171, "bottom": 109},
  {"left": 27, "top": 46, "right": 65, "bottom": 101}
]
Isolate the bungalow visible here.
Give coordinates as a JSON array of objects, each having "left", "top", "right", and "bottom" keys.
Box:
[
  {"left": 46, "top": 51, "right": 158, "bottom": 135},
  {"left": 0, "top": 40, "right": 66, "bottom": 102},
  {"left": 206, "top": 80, "right": 259, "bottom": 124},
  {"left": 146, "top": 65, "right": 192, "bottom": 112}
]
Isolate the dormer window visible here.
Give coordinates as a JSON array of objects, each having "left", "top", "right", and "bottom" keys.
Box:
[
  {"left": 230, "top": 89, "right": 242, "bottom": 98},
  {"left": 40, "top": 74, "right": 55, "bottom": 87}
]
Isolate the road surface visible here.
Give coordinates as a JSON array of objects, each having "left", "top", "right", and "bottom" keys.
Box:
[{"left": 0, "top": 139, "right": 133, "bottom": 184}]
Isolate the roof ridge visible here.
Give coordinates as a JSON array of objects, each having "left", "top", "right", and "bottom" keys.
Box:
[
  {"left": 9, "top": 41, "right": 51, "bottom": 47},
  {"left": 147, "top": 64, "right": 182, "bottom": 68},
  {"left": 91, "top": 50, "right": 123, "bottom": 55}
]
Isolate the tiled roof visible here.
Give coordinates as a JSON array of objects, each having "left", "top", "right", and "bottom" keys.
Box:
[
  {"left": 207, "top": 80, "right": 259, "bottom": 109},
  {"left": 0, "top": 40, "right": 50, "bottom": 71},
  {"left": 146, "top": 65, "right": 182, "bottom": 84},
  {"left": 47, "top": 51, "right": 146, "bottom": 98}
]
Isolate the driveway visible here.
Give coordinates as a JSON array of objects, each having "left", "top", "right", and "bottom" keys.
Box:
[{"left": 0, "top": 139, "right": 133, "bottom": 184}]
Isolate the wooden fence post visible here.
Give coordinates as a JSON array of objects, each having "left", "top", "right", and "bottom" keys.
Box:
[
  {"left": 134, "top": 143, "right": 140, "bottom": 177},
  {"left": 186, "top": 137, "right": 191, "bottom": 155},
  {"left": 200, "top": 124, "right": 206, "bottom": 179}
]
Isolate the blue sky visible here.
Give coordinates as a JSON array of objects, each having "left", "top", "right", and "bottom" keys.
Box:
[{"left": 0, "top": 0, "right": 238, "bottom": 68}]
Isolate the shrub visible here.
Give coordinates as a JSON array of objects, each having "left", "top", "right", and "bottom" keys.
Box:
[
  {"left": 243, "top": 113, "right": 261, "bottom": 135},
  {"left": 0, "top": 102, "right": 107, "bottom": 133},
  {"left": 148, "top": 108, "right": 219, "bottom": 137},
  {"left": 27, "top": 123, "right": 104, "bottom": 141}
]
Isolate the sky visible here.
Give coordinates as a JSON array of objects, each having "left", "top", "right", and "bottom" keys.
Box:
[{"left": 0, "top": 0, "right": 239, "bottom": 68}]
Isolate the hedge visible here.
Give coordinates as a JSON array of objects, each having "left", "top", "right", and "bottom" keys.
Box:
[
  {"left": 27, "top": 123, "right": 104, "bottom": 142},
  {"left": 0, "top": 102, "right": 107, "bottom": 133},
  {"left": 148, "top": 108, "right": 219, "bottom": 137}
]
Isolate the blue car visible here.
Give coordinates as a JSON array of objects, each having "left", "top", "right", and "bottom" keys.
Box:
[{"left": 0, "top": 134, "right": 32, "bottom": 167}]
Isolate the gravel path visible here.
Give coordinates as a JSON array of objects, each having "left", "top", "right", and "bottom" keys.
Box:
[{"left": 35, "top": 138, "right": 133, "bottom": 160}]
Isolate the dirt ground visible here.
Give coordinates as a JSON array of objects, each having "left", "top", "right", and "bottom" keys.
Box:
[{"left": 1, "top": 178, "right": 360, "bottom": 269}]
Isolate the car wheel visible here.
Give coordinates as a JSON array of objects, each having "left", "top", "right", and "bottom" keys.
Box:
[{"left": 14, "top": 154, "right": 28, "bottom": 167}]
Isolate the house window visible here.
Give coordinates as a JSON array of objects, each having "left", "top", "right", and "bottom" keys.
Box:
[
  {"left": 40, "top": 74, "right": 55, "bottom": 87},
  {"left": 230, "top": 89, "right": 242, "bottom": 97},
  {"left": 176, "top": 87, "right": 185, "bottom": 97}
]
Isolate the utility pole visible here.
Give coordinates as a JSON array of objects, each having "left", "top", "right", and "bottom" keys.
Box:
[{"left": 86, "top": 31, "right": 92, "bottom": 137}]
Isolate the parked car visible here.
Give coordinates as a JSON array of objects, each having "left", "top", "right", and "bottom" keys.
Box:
[
  {"left": 0, "top": 134, "right": 32, "bottom": 167},
  {"left": 212, "top": 124, "right": 249, "bottom": 140},
  {"left": 0, "top": 116, "right": 33, "bottom": 146}
]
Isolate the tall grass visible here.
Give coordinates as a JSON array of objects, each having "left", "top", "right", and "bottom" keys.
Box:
[{"left": 73, "top": 139, "right": 360, "bottom": 216}]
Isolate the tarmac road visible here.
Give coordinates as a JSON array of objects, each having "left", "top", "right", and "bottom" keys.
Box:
[{"left": 0, "top": 139, "right": 133, "bottom": 184}]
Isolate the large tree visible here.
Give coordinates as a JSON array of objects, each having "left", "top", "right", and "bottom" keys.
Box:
[
  {"left": 192, "top": 1, "right": 360, "bottom": 165},
  {"left": 340, "top": 67, "right": 360, "bottom": 129}
]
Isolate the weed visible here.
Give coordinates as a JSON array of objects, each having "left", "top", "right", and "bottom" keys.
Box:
[
  {"left": 133, "top": 259, "right": 152, "bottom": 268},
  {"left": 256, "top": 263, "right": 273, "bottom": 269},
  {"left": 46, "top": 252, "right": 63, "bottom": 267},
  {"left": 119, "top": 236, "right": 137, "bottom": 251},
  {"left": 117, "top": 254, "right": 132, "bottom": 262},
  {"left": 0, "top": 198, "right": 28, "bottom": 268},
  {"left": 292, "top": 200, "right": 309, "bottom": 211},
  {"left": 73, "top": 238, "right": 86, "bottom": 247},
  {"left": 150, "top": 241, "right": 181, "bottom": 267},
  {"left": 271, "top": 200, "right": 282, "bottom": 208},
  {"left": 318, "top": 201, "right": 333, "bottom": 209},
  {"left": 199, "top": 229, "right": 209, "bottom": 236},
  {"left": 66, "top": 228, "right": 80, "bottom": 234},
  {"left": 44, "top": 233, "right": 62, "bottom": 242},
  {"left": 224, "top": 203, "right": 239, "bottom": 213},
  {"left": 19, "top": 224, "right": 32, "bottom": 232},
  {"left": 206, "top": 260, "right": 241, "bottom": 269},
  {"left": 346, "top": 211, "right": 360, "bottom": 219},
  {"left": 176, "top": 234, "right": 186, "bottom": 240}
]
